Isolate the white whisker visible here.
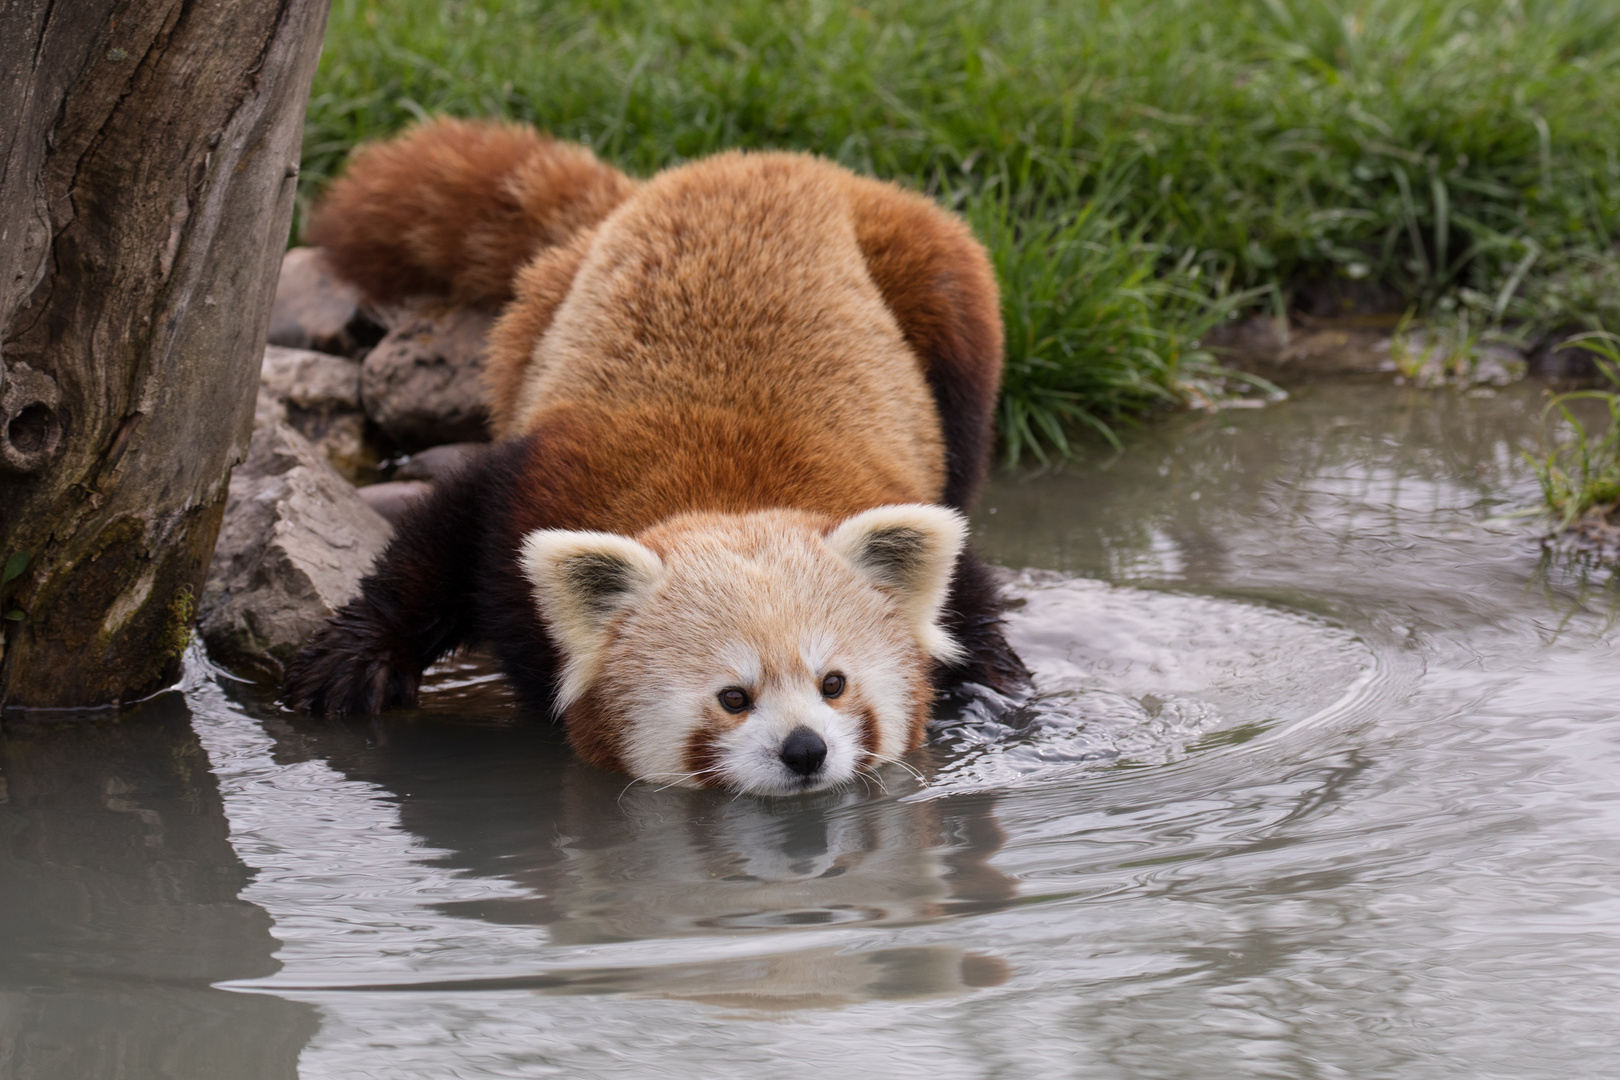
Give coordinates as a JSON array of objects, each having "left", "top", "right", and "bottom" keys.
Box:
[
  {"left": 862, "top": 750, "right": 924, "bottom": 784},
  {"left": 620, "top": 768, "right": 722, "bottom": 796}
]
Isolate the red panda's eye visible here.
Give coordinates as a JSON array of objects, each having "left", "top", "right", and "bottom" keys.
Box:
[
  {"left": 821, "top": 672, "right": 845, "bottom": 699},
  {"left": 718, "top": 688, "right": 751, "bottom": 713}
]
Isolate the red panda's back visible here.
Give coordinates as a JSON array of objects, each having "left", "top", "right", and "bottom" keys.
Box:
[{"left": 501, "top": 152, "right": 948, "bottom": 529}]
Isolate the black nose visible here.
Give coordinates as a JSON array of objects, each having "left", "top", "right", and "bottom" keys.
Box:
[{"left": 779, "top": 726, "right": 827, "bottom": 777}]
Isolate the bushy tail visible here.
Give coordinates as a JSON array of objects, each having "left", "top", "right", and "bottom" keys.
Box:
[{"left": 306, "top": 118, "right": 636, "bottom": 308}]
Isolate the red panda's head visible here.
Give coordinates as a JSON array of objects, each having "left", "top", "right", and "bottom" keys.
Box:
[{"left": 519, "top": 506, "right": 966, "bottom": 795}]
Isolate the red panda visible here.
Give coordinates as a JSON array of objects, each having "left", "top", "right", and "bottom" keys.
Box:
[{"left": 284, "top": 119, "right": 1026, "bottom": 796}]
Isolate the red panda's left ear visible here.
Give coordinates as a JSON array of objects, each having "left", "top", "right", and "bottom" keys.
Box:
[
  {"left": 519, "top": 530, "right": 664, "bottom": 709},
  {"left": 826, "top": 504, "right": 967, "bottom": 663}
]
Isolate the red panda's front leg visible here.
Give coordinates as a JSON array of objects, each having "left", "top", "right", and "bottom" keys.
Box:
[{"left": 282, "top": 442, "right": 519, "bottom": 715}]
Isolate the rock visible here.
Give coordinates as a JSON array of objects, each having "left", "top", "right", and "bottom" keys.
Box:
[
  {"left": 1277, "top": 325, "right": 1394, "bottom": 377},
  {"left": 393, "top": 441, "right": 486, "bottom": 482},
  {"left": 260, "top": 343, "right": 363, "bottom": 410},
  {"left": 1532, "top": 334, "right": 1615, "bottom": 378},
  {"left": 258, "top": 345, "right": 382, "bottom": 481},
  {"left": 198, "top": 415, "right": 393, "bottom": 683},
  {"left": 361, "top": 306, "right": 494, "bottom": 450},
  {"left": 1214, "top": 315, "right": 1399, "bottom": 383},
  {"left": 357, "top": 480, "right": 433, "bottom": 526},
  {"left": 1205, "top": 314, "right": 1290, "bottom": 358},
  {"left": 253, "top": 383, "right": 286, "bottom": 429},
  {"left": 296, "top": 409, "right": 375, "bottom": 481},
  {"left": 267, "top": 247, "right": 386, "bottom": 357}
]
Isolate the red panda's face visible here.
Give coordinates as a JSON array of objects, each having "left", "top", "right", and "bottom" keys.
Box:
[{"left": 520, "top": 506, "right": 966, "bottom": 795}]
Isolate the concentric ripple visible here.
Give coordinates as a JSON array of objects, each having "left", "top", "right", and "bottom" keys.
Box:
[{"left": 924, "top": 570, "right": 1378, "bottom": 795}]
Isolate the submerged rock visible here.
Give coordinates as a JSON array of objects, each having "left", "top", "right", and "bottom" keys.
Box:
[
  {"left": 257, "top": 345, "right": 382, "bottom": 482},
  {"left": 357, "top": 444, "right": 483, "bottom": 526},
  {"left": 361, "top": 306, "right": 493, "bottom": 450},
  {"left": 267, "top": 247, "right": 386, "bottom": 357},
  {"left": 198, "top": 416, "right": 392, "bottom": 684},
  {"left": 393, "top": 441, "right": 486, "bottom": 482},
  {"left": 357, "top": 480, "right": 434, "bottom": 526}
]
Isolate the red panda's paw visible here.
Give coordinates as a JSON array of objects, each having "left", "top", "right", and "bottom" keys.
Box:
[{"left": 282, "top": 599, "right": 424, "bottom": 716}]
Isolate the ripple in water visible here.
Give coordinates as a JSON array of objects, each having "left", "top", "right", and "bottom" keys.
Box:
[{"left": 924, "top": 570, "right": 1377, "bottom": 795}]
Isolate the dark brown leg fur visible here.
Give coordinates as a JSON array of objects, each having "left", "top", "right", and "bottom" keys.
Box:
[
  {"left": 283, "top": 435, "right": 572, "bottom": 718},
  {"left": 284, "top": 445, "right": 509, "bottom": 715},
  {"left": 935, "top": 548, "right": 1030, "bottom": 697}
]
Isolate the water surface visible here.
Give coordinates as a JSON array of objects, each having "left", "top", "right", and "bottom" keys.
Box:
[{"left": 4, "top": 379, "right": 1618, "bottom": 1078}]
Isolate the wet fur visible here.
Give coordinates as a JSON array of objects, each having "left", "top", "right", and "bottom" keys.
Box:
[{"left": 286, "top": 119, "right": 1027, "bottom": 775}]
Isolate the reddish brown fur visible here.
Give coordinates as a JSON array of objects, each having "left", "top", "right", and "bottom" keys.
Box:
[
  {"left": 838, "top": 176, "right": 1005, "bottom": 509},
  {"left": 858, "top": 704, "right": 882, "bottom": 757},
  {"left": 483, "top": 230, "right": 598, "bottom": 435},
  {"left": 307, "top": 118, "right": 635, "bottom": 308},
  {"left": 307, "top": 119, "right": 1003, "bottom": 510},
  {"left": 504, "top": 403, "right": 931, "bottom": 535},
  {"left": 682, "top": 723, "right": 727, "bottom": 788},
  {"left": 564, "top": 682, "right": 628, "bottom": 775},
  {"left": 286, "top": 120, "right": 1029, "bottom": 754},
  {"left": 498, "top": 152, "right": 946, "bottom": 514}
]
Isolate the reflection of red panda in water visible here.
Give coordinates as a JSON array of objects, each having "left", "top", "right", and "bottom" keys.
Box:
[{"left": 284, "top": 118, "right": 1028, "bottom": 796}]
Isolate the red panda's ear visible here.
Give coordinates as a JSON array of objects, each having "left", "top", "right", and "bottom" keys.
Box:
[
  {"left": 826, "top": 504, "right": 967, "bottom": 663},
  {"left": 518, "top": 530, "right": 664, "bottom": 709}
]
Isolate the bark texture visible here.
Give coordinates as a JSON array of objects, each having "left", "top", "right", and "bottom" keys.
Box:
[{"left": 0, "top": 0, "right": 330, "bottom": 709}]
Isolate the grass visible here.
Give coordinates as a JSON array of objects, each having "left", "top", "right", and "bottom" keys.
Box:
[
  {"left": 1532, "top": 332, "right": 1620, "bottom": 533},
  {"left": 305, "top": 0, "right": 1620, "bottom": 460},
  {"left": 970, "top": 173, "right": 1267, "bottom": 461}
]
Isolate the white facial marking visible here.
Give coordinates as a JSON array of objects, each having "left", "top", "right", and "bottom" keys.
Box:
[
  {"left": 717, "top": 641, "right": 762, "bottom": 688},
  {"left": 800, "top": 631, "right": 836, "bottom": 678},
  {"left": 718, "top": 683, "right": 859, "bottom": 798}
]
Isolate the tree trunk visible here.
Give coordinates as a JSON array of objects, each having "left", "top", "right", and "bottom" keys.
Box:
[{"left": 0, "top": 0, "right": 330, "bottom": 710}]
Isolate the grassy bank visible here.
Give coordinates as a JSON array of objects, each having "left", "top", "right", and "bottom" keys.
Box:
[{"left": 305, "top": 0, "right": 1620, "bottom": 459}]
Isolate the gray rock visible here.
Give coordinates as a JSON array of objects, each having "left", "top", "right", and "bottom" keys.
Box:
[
  {"left": 295, "top": 409, "right": 376, "bottom": 482},
  {"left": 267, "top": 246, "right": 385, "bottom": 357},
  {"left": 1205, "top": 314, "right": 1290, "bottom": 358},
  {"left": 199, "top": 415, "right": 393, "bottom": 683},
  {"left": 260, "top": 343, "right": 362, "bottom": 410},
  {"left": 357, "top": 480, "right": 433, "bottom": 526},
  {"left": 258, "top": 345, "right": 381, "bottom": 481},
  {"left": 393, "top": 441, "right": 486, "bottom": 482},
  {"left": 361, "top": 306, "right": 493, "bottom": 450}
]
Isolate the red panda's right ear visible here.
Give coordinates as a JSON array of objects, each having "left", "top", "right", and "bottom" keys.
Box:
[
  {"left": 826, "top": 504, "right": 967, "bottom": 664},
  {"left": 518, "top": 530, "right": 664, "bottom": 710}
]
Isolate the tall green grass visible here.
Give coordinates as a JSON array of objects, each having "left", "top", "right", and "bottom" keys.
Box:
[
  {"left": 968, "top": 175, "right": 1263, "bottom": 461},
  {"left": 1533, "top": 332, "right": 1620, "bottom": 531},
  {"left": 306, "top": 0, "right": 1620, "bottom": 458}
]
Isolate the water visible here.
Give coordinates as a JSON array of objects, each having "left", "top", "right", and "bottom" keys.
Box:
[{"left": 4, "top": 379, "right": 1619, "bottom": 1078}]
